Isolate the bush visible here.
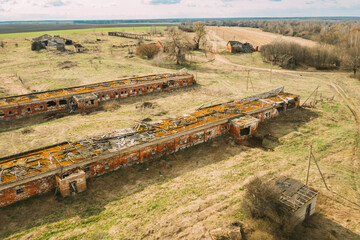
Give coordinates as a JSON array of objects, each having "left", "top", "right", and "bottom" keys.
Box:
[
  {"left": 241, "top": 177, "right": 294, "bottom": 239},
  {"left": 135, "top": 44, "right": 160, "bottom": 59},
  {"left": 261, "top": 40, "right": 340, "bottom": 70}
]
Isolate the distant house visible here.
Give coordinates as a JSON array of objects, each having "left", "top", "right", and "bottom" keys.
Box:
[
  {"left": 274, "top": 176, "right": 319, "bottom": 225},
  {"left": 226, "top": 41, "right": 255, "bottom": 53},
  {"left": 31, "top": 34, "right": 72, "bottom": 52}
]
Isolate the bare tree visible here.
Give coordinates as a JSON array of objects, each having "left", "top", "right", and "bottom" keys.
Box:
[
  {"left": 165, "top": 28, "right": 191, "bottom": 65},
  {"left": 343, "top": 28, "right": 360, "bottom": 76},
  {"left": 193, "top": 22, "right": 207, "bottom": 50}
]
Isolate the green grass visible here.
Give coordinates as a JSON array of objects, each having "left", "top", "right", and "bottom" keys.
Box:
[{"left": 0, "top": 26, "right": 167, "bottom": 39}]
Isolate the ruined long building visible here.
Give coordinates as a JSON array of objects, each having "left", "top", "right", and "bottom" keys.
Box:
[
  {"left": 0, "top": 72, "right": 194, "bottom": 124},
  {"left": 0, "top": 87, "right": 299, "bottom": 207}
]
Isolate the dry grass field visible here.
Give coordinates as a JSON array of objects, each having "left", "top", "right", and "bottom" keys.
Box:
[
  {"left": 208, "top": 26, "right": 318, "bottom": 48},
  {"left": 0, "top": 26, "right": 359, "bottom": 239}
]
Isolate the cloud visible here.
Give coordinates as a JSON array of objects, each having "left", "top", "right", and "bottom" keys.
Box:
[
  {"left": 145, "top": 0, "right": 181, "bottom": 5},
  {"left": 0, "top": 8, "right": 4, "bottom": 12},
  {"left": 270, "top": 0, "right": 281, "bottom": 1},
  {"left": 43, "top": 0, "right": 69, "bottom": 8}
]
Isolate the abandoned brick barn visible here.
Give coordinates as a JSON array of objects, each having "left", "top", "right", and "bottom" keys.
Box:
[
  {"left": 0, "top": 87, "right": 299, "bottom": 207},
  {"left": 0, "top": 72, "right": 194, "bottom": 125},
  {"left": 226, "top": 41, "right": 256, "bottom": 53},
  {"left": 274, "top": 176, "right": 319, "bottom": 225}
]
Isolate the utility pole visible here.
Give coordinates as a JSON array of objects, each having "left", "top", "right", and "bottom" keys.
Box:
[
  {"left": 311, "top": 152, "right": 330, "bottom": 190},
  {"left": 306, "top": 145, "right": 312, "bottom": 185},
  {"left": 305, "top": 144, "right": 329, "bottom": 190}
]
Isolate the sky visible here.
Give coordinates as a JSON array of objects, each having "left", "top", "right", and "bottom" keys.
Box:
[{"left": 0, "top": 0, "right": 359, "bottom": 21}]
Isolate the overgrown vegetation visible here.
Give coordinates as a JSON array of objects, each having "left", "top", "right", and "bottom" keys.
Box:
[
  {"left": 261, "top": 41, "right": 339, "bottom": 70},
  {"left": 208, "top": 19, "right": 360, "bottom": 76},
  {"left": 260, "top": 28, "right": 360, "bottom": 73},
  {"left": 242, "top": 177, "right": 294, "bottom": 240},
  {"left": 164, "top": 27, "right": 192, "bottom": 64},
  {"left": 136, "top": 43, "right": 160, "bottom": 59},
  {"left": 206, "top": 19, "right": 360, "bottom": 45}
]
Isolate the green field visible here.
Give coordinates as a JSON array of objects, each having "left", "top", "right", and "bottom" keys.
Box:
[{"left": 0, "top": 26, "right": 168, "bottom": 39}]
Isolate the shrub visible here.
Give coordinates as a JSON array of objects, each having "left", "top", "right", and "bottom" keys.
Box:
[
  {"left": 136, "top": 44, "right": 160, "bottom": 59},
  {"left": 241, "top": 177, "right": 294, "bottom": 239},
  {"left": 261, "top": 40, "right": 340, "bottom": 70}
]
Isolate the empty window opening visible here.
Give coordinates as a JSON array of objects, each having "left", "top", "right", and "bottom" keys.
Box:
[
  {"left": 133, "top": 89, "right": 136, "bottom": 93},
  {"left": 47, "top": 101, "right": 56, "bottom": 107},
  {"left": 208, "top": 131, "right": 212, "bottom": 135},
  {"left": 150, "top": 86, "right": 153, "bottom": 89},
  {"left": 121, "top": 91, "right": 124, "bottom": 95},
  {"left": 157, "top": 85, "right": 160, "bottom": 89},
  {"left": 138, "top": 88, "right": 141, "bottom": 92},
  {"left": 27, "top": 107, "right": 31, "bottom": 112},
  {"left": 152, "top": 149, "right": 156, "bottom": 155},
  {"left": 85, "top": 101, "right": 89, "bottom": 105},
  {"left": 146, "top": 87, "right": 149, "bottom": 90},
  {"left": 240, "top": 127, "right": 251, "bottom": 136},
  {"left": 0, "top": 112, "right": 4, "bottom": 118},
  {"left": 69, "top": 181, "right": 77, "bottom": 195},
  {"left": 124, "top": 91, "right": 127, "bottom": 94},
  {"left": 90, "top": 100, "right": 95, "bottom": 104},
  {"left": 115, "top": 92, "right": 119, "bottom": 96},
  {"left": 59, "top": 100, "right": 67, "bottom": 105},
  {"left": 163, "top": 146, "right": 167, "bottom": 150},
  {"left": 8, "top": 111, "right": 12, "bottom": 115},
  {"left": 105, "top": 163, "right": 109, "bottom": 169},
  {"left": 102, "top": 95, "right": 105, "bottom": 98},
  {"left": 84, "top": 167, "right": 90, "bottom": 172},
  {"left": 39, "top": 105, "right": 44, "bottom": 110},
  {"left": 16, "top": 188, "right": 24, "bottom": 195}
]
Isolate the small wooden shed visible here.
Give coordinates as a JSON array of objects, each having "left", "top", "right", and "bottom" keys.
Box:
[{"left": 226, "top": 41, "right": 255, "bottom": 53}]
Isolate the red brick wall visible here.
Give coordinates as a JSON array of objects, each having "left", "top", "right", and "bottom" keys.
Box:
[{"left": 1, "top": 76, "right": 194, "bottom": 120}]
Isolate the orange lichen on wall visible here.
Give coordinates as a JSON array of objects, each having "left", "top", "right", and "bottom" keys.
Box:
[{"left": 0, "top": 73, "right": 189, "bottom": 107}]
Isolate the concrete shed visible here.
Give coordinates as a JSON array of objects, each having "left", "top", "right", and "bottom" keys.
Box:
[{"left": 274, "top": 176, "right": 319, "bottom": 225}]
